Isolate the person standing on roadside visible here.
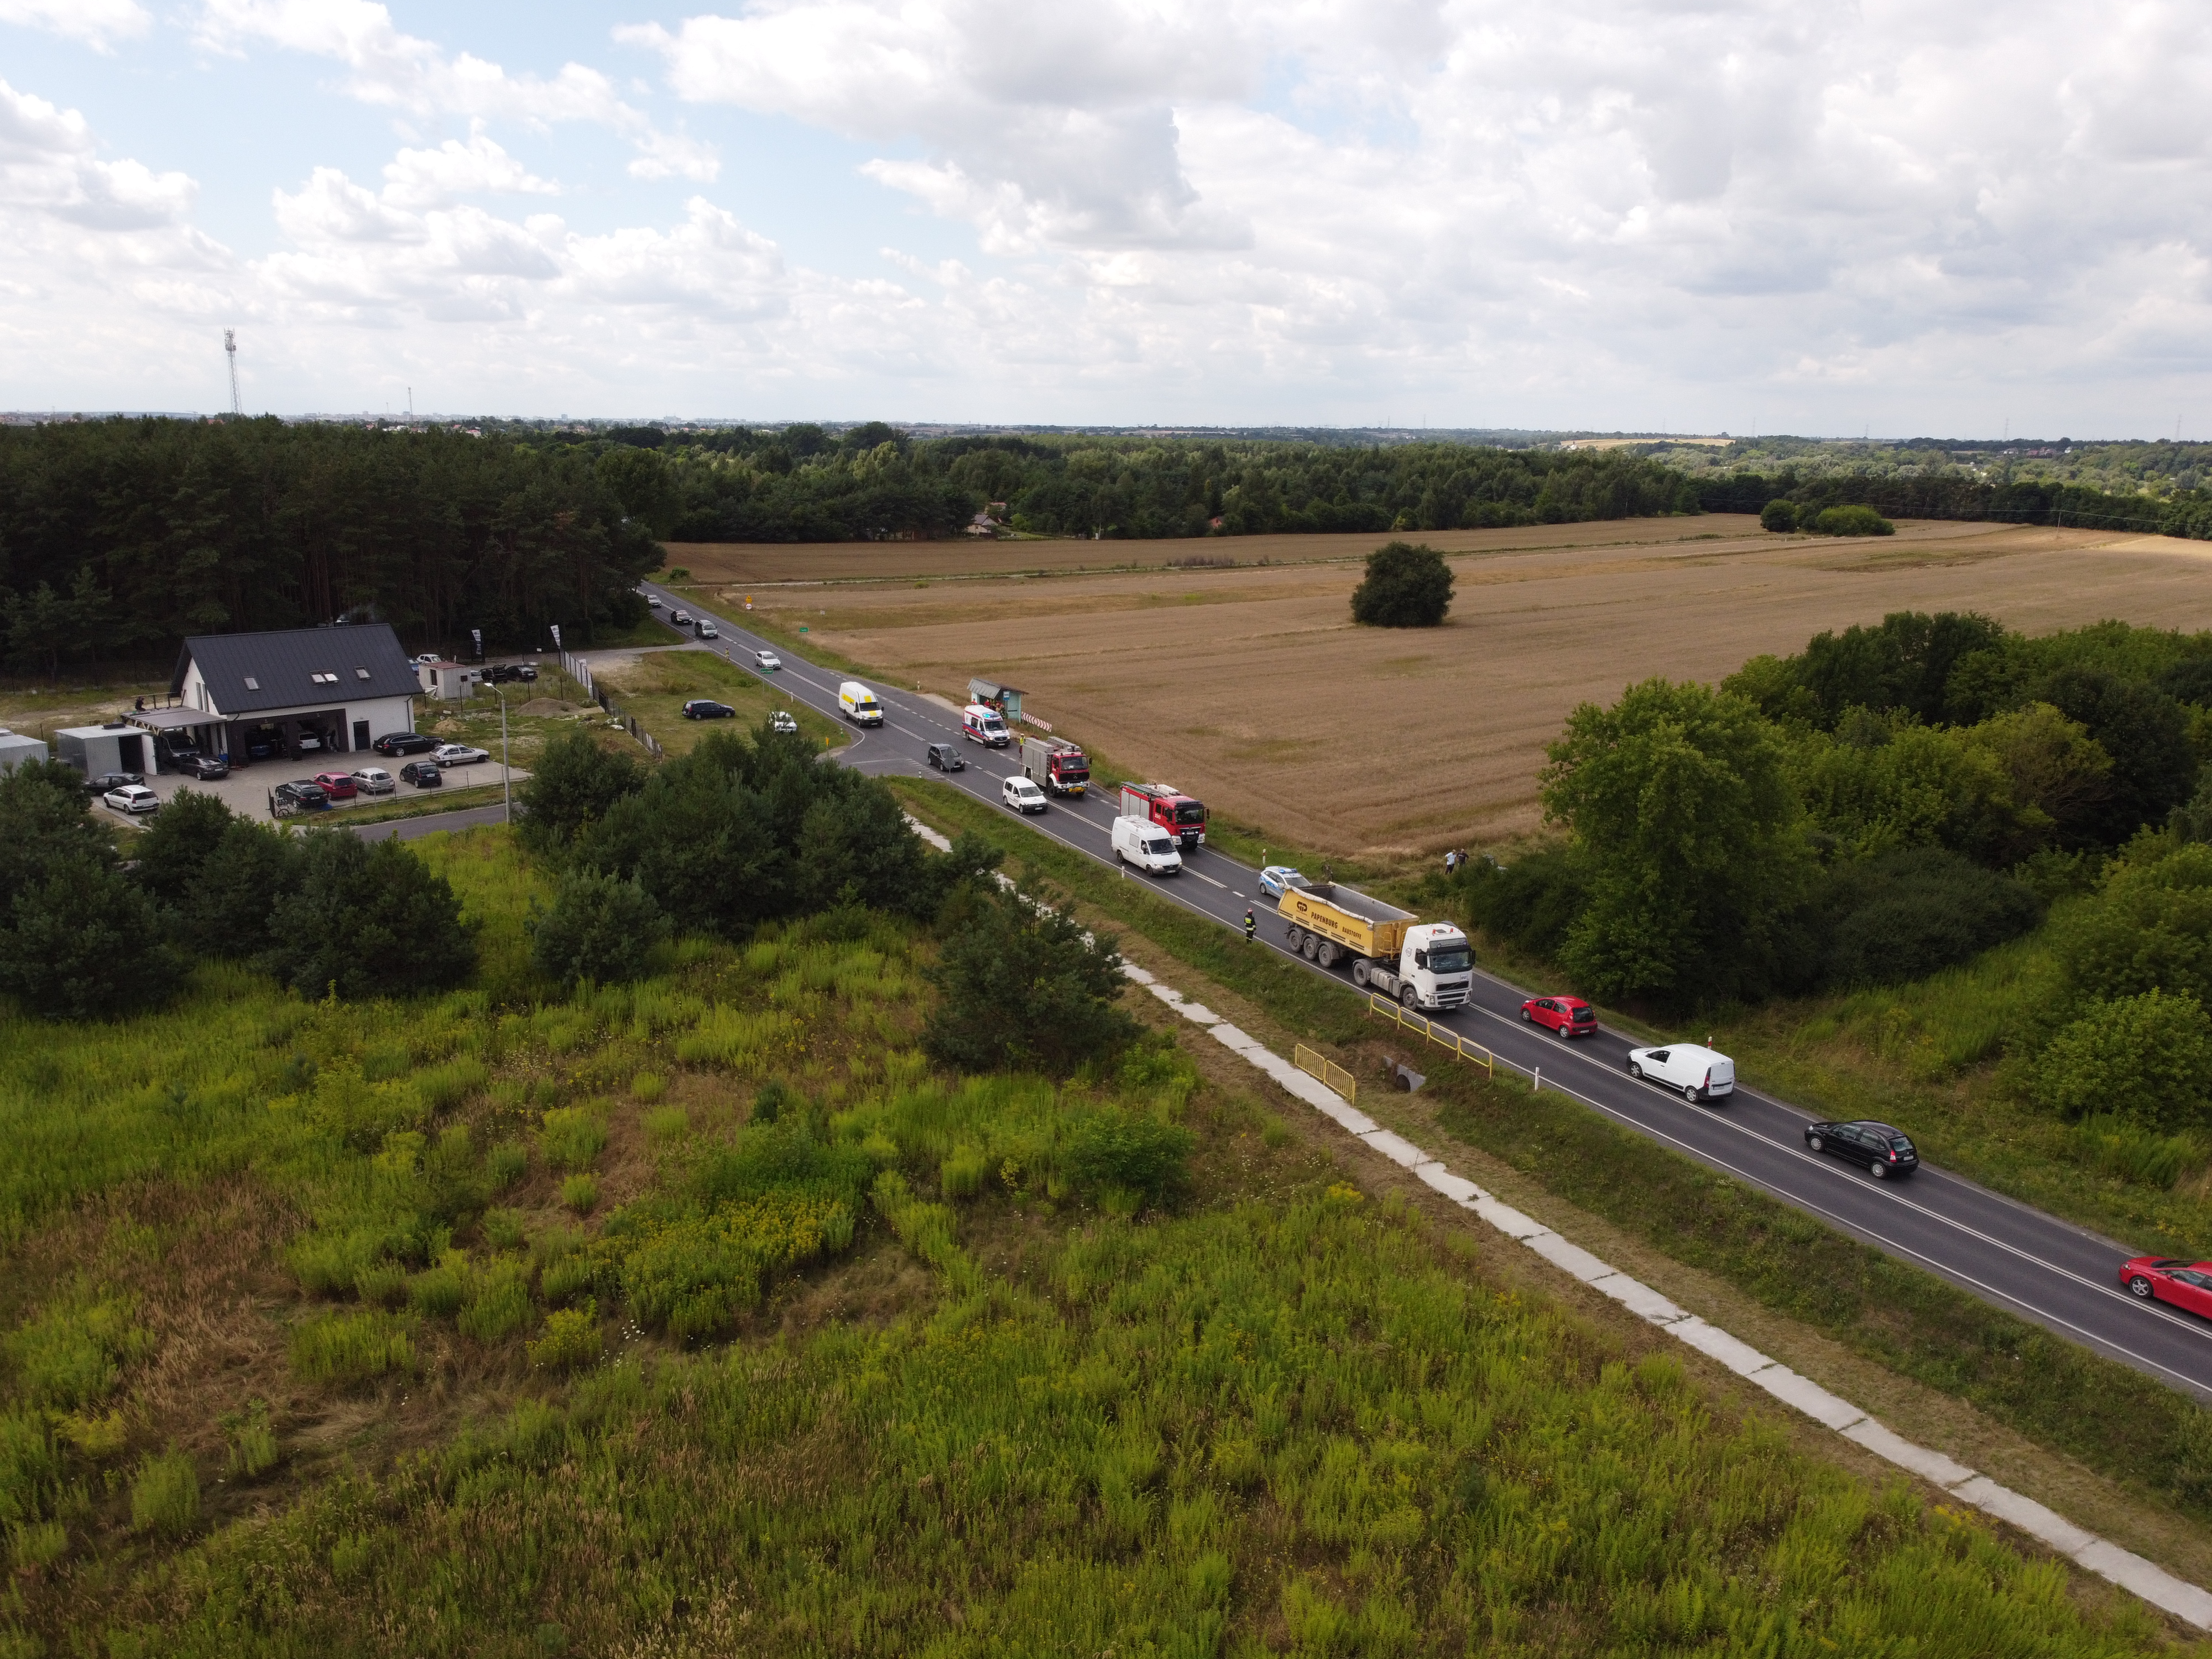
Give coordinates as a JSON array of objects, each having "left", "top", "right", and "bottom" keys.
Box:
[{"left": 1244, "top": 908, "right": 1256, "bottom": 943}]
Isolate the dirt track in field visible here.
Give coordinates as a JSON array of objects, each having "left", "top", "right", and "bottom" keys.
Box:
[{"left": 686, "top": 518, "right": 2212, "bottom": 860}]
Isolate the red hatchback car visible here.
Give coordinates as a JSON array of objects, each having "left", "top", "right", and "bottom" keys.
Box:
[
  {"left": 312, "top": 771, "right": 358, "bottom": 801},
  {"left": 2121, "top": 1256, "right": 2212, "bottom": 1317},
  {"left": 1521, "top": 996, "right": 1597, "bottom": 1037}
]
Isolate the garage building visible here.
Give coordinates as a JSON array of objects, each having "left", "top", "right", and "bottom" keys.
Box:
[{"left": 149, "top": 624, "right": 422, "bottom": 766}]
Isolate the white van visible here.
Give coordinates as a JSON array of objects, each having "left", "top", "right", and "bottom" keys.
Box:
[
  {"left": 1112, "top": 814, "right": 1182, "bottom": 875},
  {"left": 961, "top": 703, "right": 1011, "bottom": 747},
  {"left": 838, "top": 681, "right": 884, "bottom": 726},
  {"left": 1625, "top": 1043, "right": 1735, "bottom": 1104}
]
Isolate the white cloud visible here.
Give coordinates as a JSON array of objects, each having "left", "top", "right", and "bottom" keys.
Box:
[
  {"left": 0, "top": 0, "right": 149, "bottom": 49},
  {"left": 0, "top": 79, "right": 198, "bottom": 228},
  {"left": 626, "top": 128, "right": 721, "bottom": 181},
  {"left": 382, "top": 124, "right": 559, "bottom": 208}
]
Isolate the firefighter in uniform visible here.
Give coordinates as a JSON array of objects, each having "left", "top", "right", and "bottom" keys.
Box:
[{"left": 1244, "top": 907, "right": 1256, "bottom": 943}]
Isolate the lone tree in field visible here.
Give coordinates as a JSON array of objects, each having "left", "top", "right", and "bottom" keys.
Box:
[{"left": 1350, "top": 541, "right": 1453, "bottom": 627}]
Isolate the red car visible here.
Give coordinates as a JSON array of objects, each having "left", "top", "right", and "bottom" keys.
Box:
[
  {"left": 2120, "top": 1256, "right": 2212, "bottom": 1317},
  {"left": 312, "top": 770, "right": 358, "bottom": 801},
  {"left": 1521, "top": 995, "right": 1597, "bottom": 1037}
]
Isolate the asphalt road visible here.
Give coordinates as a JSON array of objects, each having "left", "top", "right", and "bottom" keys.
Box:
[{"left": 612, "top": 583, "right": 2212, "bottom": 1399}]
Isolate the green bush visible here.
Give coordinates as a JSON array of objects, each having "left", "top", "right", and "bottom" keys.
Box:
[
  {"left": 0, "top": 1411, "right": 60, "bottom": 1527},
  {"left": 482, "top": 1207, "right": 528, "bottom": 1250},
  {"left": 485, "top": 1143, "right": 529, "bottom": 1192},
  {"left": 2053, "top": 842, "right": 2212, "bottom": 1006},
  {"left": 220, "top": 1400, "right": 279, "bottom": 1480},
  {"left": 1060, "top": 1108, "right": 1196, "bottom": 1207},
  {"left": 517, "top": 729, "right": 645, "bottom": 854},
  {"left": 528, "top": 1303, "right": 603, "bottom": 1372},
  {"left": 458, "top": 1263, "right": 533, "bottom": 1343},
  {"left": 0, "top": 858, "right": 184, "bottom": 1020},
  {"left": 2, "top": 1292, "right": 149, "bottom": 1410},
  {"left": 529, "top": 869, "right": 669, "bottom": 987},
  {"left": 260, "top": 833, "right": 477, "bottom": 1000},
  {"left": 1759, "top": 498, "right": 1798, "bottom": 532},
  {"left": 561, "top": 1173, "right": 600, "bottom": 1215},
  {"left": 925, "top": 888, "right": 1137, "bottom": 1074},
  {"left": 632, "top": 1071, "right": 667, "bottom": 1103},
  {"left": 408, "top": 1260, "right": 469, "bottom": 1318},
  {"left": 642, "top": 1105, "right": 688, "bottom": 1144},
  {"left": 1816, "top": 847, "right": 2043, "bottom": 988},
  {"left": 538, "top": 1107, "right": 607, "bottom": 1172},
  {"left": 291, "top": 1310, "right": 415, "bottom": 1387},
  {"left": 2030, "top": 989, "right": 2212, "bottom": 1130},
  {"left": 2071, "top": 1116, "right": 2202, "bottom": 1188},
  {"left": 128, "top": 1448, "right": 200, "bottom": 1538},
  {"left": 1447, "top": 848, "right": 1587, "bottom": 962},
  {"left": 1806, "top": 504, "right": 1894, "bottom": 536},
  {"left": 940, "top": 1145, "right": 988, "bottom": 1200},
  {"left": 1348, "top": 541, "right": 1453, "bottom": 628}
]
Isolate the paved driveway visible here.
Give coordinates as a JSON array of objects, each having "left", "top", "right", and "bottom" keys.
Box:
[{"left": 98, "top": 759, "right": 530, "bottom": 827}]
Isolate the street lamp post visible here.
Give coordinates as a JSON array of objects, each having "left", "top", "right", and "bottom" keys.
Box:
[{"left": 495, "top": 685, "right": 511, "bottom": 825}]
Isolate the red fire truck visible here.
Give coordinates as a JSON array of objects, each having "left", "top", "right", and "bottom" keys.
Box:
[
  {"left": 1021, "top": 736, "right": 1089, "bottom": 796},
  {"left": 1119, "top": 782, "right": 1207, "bottom": 850}
]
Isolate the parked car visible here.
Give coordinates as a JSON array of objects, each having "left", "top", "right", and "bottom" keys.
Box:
[
  {"left": 754, "top": 649, "right": 782, "bottom": 670},
  {"left": 85, "top": 770, "right": 144, "bottom": 796},
  {"left": 926, "top": 742, "right": 965, "bottom": 772},
  {"left": 312, "top": 770, "right": 358, "bottom": 801},
  {"left": 434, "top": 743, "right": 489, "bottom": 767},
  {"left": 1258, "top": 865, "right": 1310, "bottom": 901},
  {"left": 178, "top": 754, "right": 231, "bottom": 781},
  {"left": 682, "top": 700, "right": 734, "bottom": 720},
  {"left": 373, "top": 732, "right": 436, "bottom": 756},
  {"left": 1804, "top": 1120, "right": 1918, "bottom": 1178},
  {"left": 245, "top": 738, "right": 275, "bottom": 760},
  {"left": 399, "top": 760, "right": 444, "bottom": 788},
  {"left": 1521, "top": 996, "right": 1597, "bottom": 1037},
  {"left": 103, "top": 784, "right": 160, "bottom": 815},
  {"left": 272, "top": 780, "right": 329, "bottom": 812},
  {"left": 1002, "top": 775, "right": 1048, "bottom": 814},
  {"left": 295, "top": 733, "right": 325, "bottom": 753},
  {"left": 769, "top": 711, "right": 799, "bottom": 734},
  {"left": 484, "top": 662, "right": 539, "bottom": 685},
  {"left": 415, "top": 653, "right": 441, "bottom": 665},
  {"left": 671, "top": 609, "right": 693, "bottom": 627},
  {"left": 351, "top": 766, "right": 396, "bottom": 795},
  {"left": 1625, "top": 1043, "right": 1736, "bottom": 1103},
  {"left": 2121, "top": 1256, "right": 2212, "bottom": 1316}
]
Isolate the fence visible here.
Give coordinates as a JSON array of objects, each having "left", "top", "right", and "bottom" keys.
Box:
[
  {"left": 1365, "top": 993, "right": 1495, "bottom": 1078},
  {"left": 1293, "top": 1045, "right": 1358, "bottom": 1103},
  {"left": 557, "top": 651, "right": 661, "bottom": 757}
]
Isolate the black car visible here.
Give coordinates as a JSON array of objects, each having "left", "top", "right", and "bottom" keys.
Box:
[
  {"left": 178, "top": 754, "right": 231, "bottom": 780},
  {"left": 926, "top": 743, "right": 965, "bottom": 772},
  {"left": 85, "top": 770, "right": 144, "bottom": 796},
  {"left": 1804, "top": 1119, "right": 1919, "bottom": 1179},
  {"left": 682, "top": 700, "right": 735, "bottom": 720},
  {"left": 373, "top": 732, "right": 438, "bottom": 756},
  {"left": 399, "top": 760, "right": 445, "bottom": 788},
  {"left": 272, "top": 780, "right": 330, "bottom": 812},
  {"left": 484, "top": 662, "right": 540, "bottom": 685}
]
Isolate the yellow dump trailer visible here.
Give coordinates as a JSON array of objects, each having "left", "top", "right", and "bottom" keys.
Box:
[{"left": 1280, "top": 884, "right": 1413, "bottom": 967}]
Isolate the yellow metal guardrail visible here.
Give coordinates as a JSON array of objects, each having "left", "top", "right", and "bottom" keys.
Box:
[
  {"left": 1293, "top": 1044, "right": 1358, "bottom": 1103},
  {"left": 1365, "top": 993, "right": 1496, "bottom": 1078}
]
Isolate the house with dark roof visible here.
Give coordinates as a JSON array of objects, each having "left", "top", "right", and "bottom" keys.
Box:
[{"left": 134, "top": 624, "right": 421, "bottom": 766}]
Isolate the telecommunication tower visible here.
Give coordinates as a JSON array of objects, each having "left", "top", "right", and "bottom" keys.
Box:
[{"left": 223, "top": 330, "right": 242, "bottom": 415}]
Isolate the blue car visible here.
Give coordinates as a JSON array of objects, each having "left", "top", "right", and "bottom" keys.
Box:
[{"left": 1258, "top": 865, "right": 1311, "bottom": 902}]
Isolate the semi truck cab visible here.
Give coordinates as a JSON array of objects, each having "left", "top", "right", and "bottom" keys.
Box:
[{"left": 1390, "top": 922, "right": 1474, "bottom": 1010}]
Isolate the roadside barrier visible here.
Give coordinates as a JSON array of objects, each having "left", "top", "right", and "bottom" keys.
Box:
[
  {"left": 1293, "top": 1045, "right": 1358, "bottom": 1103},
  {"left": 1365, "top": 992, "right": 1495, "bottom": 1078}
]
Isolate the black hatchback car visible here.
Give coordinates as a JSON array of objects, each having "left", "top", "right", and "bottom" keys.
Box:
[
  {"left": 926, "top": 742, "right": 965, "bottom": 771},
  {"left": 272, "top": 780, "right": 330, "bottom": 811},
  {"left": 176, "top": 753, "right": 231, "bottom": 780},
  {"left": 399, "top": 760, "right": 445, "bottom": 787},
  {"left": 374, "top": 731, "right": 438, "bottom": 756},
  {"left": 1805, "top": 1119, "right": 1919, "bottom": 1179}
]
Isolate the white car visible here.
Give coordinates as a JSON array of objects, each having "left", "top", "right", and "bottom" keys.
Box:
[
  {"left": 434, "top": 743, "right": 489, "bottom": 767},
  {"left": 754, "top": 649, "right": 782, "bottom": 670},
  {"left": 1626, "top": 1043, "right": 1736, "bottom": 1104},
  {"left": 351, "top": 767, "right": 396, "bottom": 795},
  {"left": 645, "top": 594, "right": 662, "bottom": 609},
  {"left": 695, "top": 620, "right": 719, "bottom": 640},
  {"left": 103, "top": 784, "right": 160, "bottom": 815},
  {"left": 769, "top": 711, "right": 799, "bottom": 734},
  {"left": 415, "top": 653, "right": 441, "bottom": 665},
  {"left": 1002, "top": 775, "right": 1047, "bottom": 815}
]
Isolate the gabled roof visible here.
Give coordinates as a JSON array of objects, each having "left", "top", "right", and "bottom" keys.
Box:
[{"left": 173, "top": 624, "right": 420, "bottom": 716}]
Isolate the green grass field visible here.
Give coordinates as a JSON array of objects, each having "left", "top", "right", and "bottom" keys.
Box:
[
  {"left": 1, "top": 822, "right": 2189, "bottom": 1653},
  {"left": 594, "top": 648, "right": 842, "bottom": 757}
]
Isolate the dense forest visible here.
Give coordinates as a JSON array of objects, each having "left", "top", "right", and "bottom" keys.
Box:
[
  {"left": 571, "top": 422, "right": 1700, "bottom": 542},
  {"left": 0, "top": 419, "right": 661, "bottom": 671},
  {"left": 1694, "top": 465, "right": 2212, "bottom": 536}
]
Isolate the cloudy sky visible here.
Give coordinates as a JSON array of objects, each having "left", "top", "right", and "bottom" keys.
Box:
[{"left": 3, "top": 0, "right": 2207, "bottom": 432}]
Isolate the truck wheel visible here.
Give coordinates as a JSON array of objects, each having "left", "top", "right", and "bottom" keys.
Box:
[
  {"left": 1400, "top": 984, "right": 1420, "bottom": 1010},
  {"left": 1317, "top": 941, "right": 1339, "bottom": 968},
  {"left": 1351, "top": 960, "right": 1370, "bottom": 988}
]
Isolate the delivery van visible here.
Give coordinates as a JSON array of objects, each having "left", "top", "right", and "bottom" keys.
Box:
[
  {"left": 838, "top": 681, "right": 884, "bottom": 726},
  {"left": 1112, "top": 814, "right": 1182, "bottom": 875}
]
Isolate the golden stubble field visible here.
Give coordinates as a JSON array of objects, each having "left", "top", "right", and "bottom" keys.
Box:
[{"left": 667, "top": 517, "right": 2212, "bottom": 860}]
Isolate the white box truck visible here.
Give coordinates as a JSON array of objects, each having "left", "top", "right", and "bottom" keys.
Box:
[{"left": 838, "top": 681, "right": 884, "bottom": 726}]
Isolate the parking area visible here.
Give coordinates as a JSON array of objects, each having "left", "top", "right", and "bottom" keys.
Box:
[{"left": 98, "top": 758, "right": 531, "bottom": 825}]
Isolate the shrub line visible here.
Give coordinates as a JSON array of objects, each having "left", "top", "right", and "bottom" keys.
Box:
[{"left": 1111, "top": 949, "right": 2212, "bottom": 1631}]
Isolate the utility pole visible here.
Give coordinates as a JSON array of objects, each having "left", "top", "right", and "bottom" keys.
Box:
[
  {"left": 495, "top": 684, "right": 511, "bottom": 825},
  {"left": 224, "top": 330, "right": 241, "bottom": 415}
]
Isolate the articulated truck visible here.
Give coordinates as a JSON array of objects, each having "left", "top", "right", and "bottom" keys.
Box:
[
  {"left": 1021, "top": 736, "right": 1089, "bottom": 795},
  {"left": 1280, "top": 883, "right": 1474, "bottom": 1010}
]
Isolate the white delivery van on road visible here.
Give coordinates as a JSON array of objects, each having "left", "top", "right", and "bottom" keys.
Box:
[
  {"left": 1112, "top": 814, "right": 1182, "bottom": 875},
  {"left": 1626, "top": 1043, "right": 1736, "bottom": 1104},
  {"left": 838, "top": 681, "right": 885, "bottom": 726}
]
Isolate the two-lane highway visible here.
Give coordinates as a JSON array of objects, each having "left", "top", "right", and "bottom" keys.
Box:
[{"left": 635, "top": 581, "right": 2212, "bottom": 1400}]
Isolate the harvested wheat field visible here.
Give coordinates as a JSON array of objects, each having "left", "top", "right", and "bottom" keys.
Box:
[{"left": 715, "top": 518, "right": 2212, "bottom": 861}]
